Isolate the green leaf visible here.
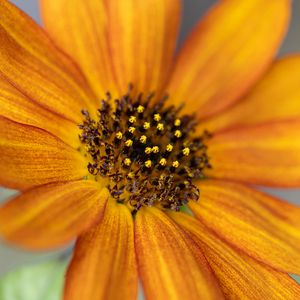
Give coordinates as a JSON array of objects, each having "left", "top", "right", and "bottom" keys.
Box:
[
  {"left": 0, "top": 260, "right": 67, "bottom": 300},
  {"left": 291, "top": 274, "right": 300, "bottom": 284}
]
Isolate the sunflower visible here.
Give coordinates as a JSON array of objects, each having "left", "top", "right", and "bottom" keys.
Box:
[{"left": 0, "top": 0, "right": 300, "bottom": 299}]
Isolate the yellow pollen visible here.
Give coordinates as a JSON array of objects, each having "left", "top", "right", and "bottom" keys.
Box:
[
  {"left": 154, "top": 113, "right": 161, "bottom": 121},
  {"left": 174, "top": 130, "right": 182, "bottom": 138},
  {"left": 129, "top": 127, "right": 136, "bottom": 133},
  {"left": 125, "top": 139, "right": 133, "bottom": 147},
  {"left": 152, "top": 146, "right": 159, "bottom": 153},
  {"left": 172, "top": 161, "right": 180, "bottom": 168},
  {"left": 127, "top": 172, "right": 134, "bottom": 179},
  {"left": 157, "top": 123, "right": 164, "bottom": 131},
  {"left": 166, "top": 144, "right": 173, "bottom": 152},
  {"left": 159, "top": 158, "right": 167, "bottom": 166},
  {"left": 140, "top": 135, "right": 147, "bottom": 143},
  {"left": 174, "top": 119, "right": 181, "bottom": 126},
  {"left": 145, "top": 147, "right": 152, "bottom": 154},
  {"left": 182, "top": 147, "right": 190, "bottom": 156},
  {"left": 124, "top": 158, "right": 131, "bottom": 166},
  {"left": 145, "top": 160, "right": 152, "bottom": 168},
  {"left": 143, "top": 122, "right": 150, "bottom": 130},
  {"left": 137, "top": 105, "right": 145, "bottom": 113},
  {"left": 116, "top": 131, "right": 123, "bottom": 139},
  {"left": 129, "top": 116, "right": 137, "bottom": 123}
]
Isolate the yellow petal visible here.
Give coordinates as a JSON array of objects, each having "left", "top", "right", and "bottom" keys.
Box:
[
  {"left": 0, "top": 181, "right": 108, "bottom": 250},
  {"left": 0, "top": 0, "right": 96, "bottom": 123},
  {"left": 167, "top": 0, "right": 290, "bottom": 119},
  {"left": 0, "top": 117, "right": 87, "bottom": 190},
  {"left": 170, "top": 212, "right": 300, "bottom": 300},
  {"left": 64, "top": 200, "right": 137, "bottom": 300},
  {"left": 41, "top": 0, "right": 181, "bottom": 98},
  {"left": 0, "top": 77, "right": 79, "bottom": 148},
  {"left": 189, "top": 180, "right": 300, "bottom": 274},
  {"left": 201, "top": 55, "right": 300, "bottom": 132},
  {"left": 206, "top": 120, "right": 300, "bottom": 187},
  {"left": 135, "top": 207, "right": 224, "bottom": 300}
]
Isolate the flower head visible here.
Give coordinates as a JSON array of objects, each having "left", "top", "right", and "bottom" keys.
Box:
[{"left": 0, "top": 0, "right": 300, "bottom": 299}]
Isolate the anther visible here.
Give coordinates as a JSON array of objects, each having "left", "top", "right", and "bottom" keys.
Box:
[
  {"left": 145, "top": 160, "right": 152, "bottom": 168},
  {"left": 137, "top": 105, "right": 145, "bottom": 113},
  {"left": 152, "top": 146, "right": 159, "bottom": 153},
  {"left": 145, "top": 147, "right": 152, "bottom": 154},
  {"left": 174, "top": 130, "right": 182, "bottom": 138},
  {"left": 128, "top": 127, "right": 136, "bottom": 133},
  {"left": 116, "top": 131, "right": 123, "bottom": 139},
  {"left": 182, "top": 147, "right": 190, "bottom": 156},
  {"left": 157, "top": 123, "right": 164, "bottom": 131},
  {"left": 166, "top": 144, "right": 173, "bottom": 152},
  {"left": 159, "top": 158, "right": 167, "bottom": 166},
  {"left": 124, "top": 158, "right": 132, "bottom": 166},
  {"left": 129, "top": 116, "right": 137, "bottom": 123},
  {"left": 143, "top": 122, "right": 150, "bottom": 130},
  {"left": 174, "top": 119, "right": 181, "bottom": 127},
  {"left": 154, "top": 113, "right": 161, "bottom": 122},
  {"left": 172, "top": 161, "right": 180, "bottom": 168},
  {"left": 125, "top": 139, "right": 133, "bottom": 147},
  {"left": 140, "top": 135, "right": 147, "bottom": 144}
]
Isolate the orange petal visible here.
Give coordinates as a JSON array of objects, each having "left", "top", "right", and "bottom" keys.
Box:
[
  {"left": 106, "top": 0, "right": 181, "bottom": 95},
  {"left": 170, "top": 212, "right": 300, "bottom": 300},
  {"left": 167, "top": 0, "right": 290, "bottom": 119},
  {"left": 201, "top": 55, "right": 300, "bottom": 132},
  {"left": 0, "top": 76, "right": 79, "bottom": 148},
  {"left": 135, "top": 207, "right": 224, "bottom": 300},
  {"left": 64, "top": 199, "right": 137, "bottom": 300},
  {"left": 0, "top": 0, "right": 96, "bottom": 123},
  {"left": 0, "top": 116, "right": 87, "bottom": 190},
  {"left": 40, "top": 0, "right": 118, "bottom": 98},
  {"left": 0, "top": 181, "right": 108, "bottom": 250},
  {"left": 189, "top": 180, "right": 300, "bottom": 274},
  {"left": 206, "top": 120, "right": 300, "bottom": 187}
]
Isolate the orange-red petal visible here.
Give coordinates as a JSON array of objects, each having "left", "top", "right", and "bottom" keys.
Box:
[
  {"left": 0, "top": 116, "right": 87, "bottom": 190},
  {"left": 0, "top": 181, "right": 108, "bottom": 250},
  {"left": 170, "top": 212, "right": 300, "bottom": 300},
  {"left": 64, "top": 199, "right": 137, "bottom": 300},
  {"left": 206, "top": 120, "right": 300, "bottom": 187},
  {"left": 0, "top": 76, "right": 79, "bottom": 148},
  {"left": 167, "top": 0, "right": 290, "bottom": 119},
  {"left": 106, "top": 0, "right": 181, "bottom": 95},
  {"left": 135, "top": 207, "right": 223, "bottom": 300},
  {"left": 0, "top": 0, "right": 96, "bottom": 123},
  {"left": 189, "top": 180, "right": 300, "bottom": 274},
  {"left": 40, "top": 0, "right": 118, "bottom": 98},
  {"left": 41, "top": 0, "right": 181, "bottom": 98},
  {"left": 201, "top": 55, "right": 300, "bottom": 132}
]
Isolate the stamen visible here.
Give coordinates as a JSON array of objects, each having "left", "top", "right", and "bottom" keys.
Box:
[{"left": 78, "top": 89, "right": 211, "bottom": 212}]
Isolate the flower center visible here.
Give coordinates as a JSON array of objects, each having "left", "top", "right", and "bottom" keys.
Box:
[{"left": 78, "top": 88, "right": 211, "bottom": 213}]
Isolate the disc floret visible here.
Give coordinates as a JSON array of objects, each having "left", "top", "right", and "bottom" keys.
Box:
[{"left": 79, "top": 89, "right": 211, "bottom": 212}]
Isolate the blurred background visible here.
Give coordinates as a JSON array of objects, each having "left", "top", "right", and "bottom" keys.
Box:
[{"left": 1, "top": 0, "right": 300, "bottom": 291}]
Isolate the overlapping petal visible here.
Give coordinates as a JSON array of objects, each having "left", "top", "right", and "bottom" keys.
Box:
[
  {"left": 135, "top": 207, "right": 223, "bottom": 300},
  {"left": 0, "top": 181, "right": 108, "bottom": 250},
  {"left": 206, "top": 120, "right": 300, "bottom": 186},
  {"left": 200, "top": 55, "right": 300, "bottom": 132},
  {"left": 0, "top": 0, "right": 96, "bottom": 123},
  {"left": 0, "top": 117, "right": 87, "bottom": 190},
  {"left": 0, "top": 77, "right": 79, "bottom": 147},
  {"left": 189, "top": 180, "right": 300, "bottom": 274},
  {"left": 65, "top": 199, "right": 137, "bottom": 300},
  {"left": 167, "top": 0, "right": 290, "bottom": 119},
  {"left": 170, "top": 212, "right": 300, "bottom": 300},
  {"left": 41, "top": 0, "right": 181, "bottom": 97}
]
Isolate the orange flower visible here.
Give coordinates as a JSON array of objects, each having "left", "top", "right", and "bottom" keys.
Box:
[{"left": 0, "top": 0, "right": 300, "bottom": 299}]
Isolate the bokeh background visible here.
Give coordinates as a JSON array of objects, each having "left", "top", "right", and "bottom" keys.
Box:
[{"left": 1, "top": 0, "right": 300, "bottom": 279}]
